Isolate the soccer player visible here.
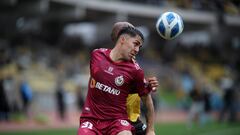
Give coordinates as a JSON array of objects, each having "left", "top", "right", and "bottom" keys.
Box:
[
  {"left": 111, "top": 22, "right": 157, "bottom": 135},
  {"left": 78, "top": 25, "right": 158, "bottom": 135}
]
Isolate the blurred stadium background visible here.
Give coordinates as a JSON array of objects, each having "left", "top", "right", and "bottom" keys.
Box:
[{"left": 0, "top": 0, "right": 240, "bottom": 135}]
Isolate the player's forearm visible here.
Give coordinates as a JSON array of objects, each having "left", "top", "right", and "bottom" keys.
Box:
[{"left": 142, "top": 94, "right": 155, "bottom": 132}]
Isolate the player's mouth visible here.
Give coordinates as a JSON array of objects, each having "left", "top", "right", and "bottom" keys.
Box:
[{"left": 129, "top": 53, "right": 136, "bottom": 58}]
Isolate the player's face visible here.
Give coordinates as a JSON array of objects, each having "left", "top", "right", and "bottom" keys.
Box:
[{"left": 122, "top": 35, "right": 143, "bottom": 60}]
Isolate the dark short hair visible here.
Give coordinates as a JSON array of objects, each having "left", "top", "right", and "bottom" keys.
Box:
[
  {"left": 111, "top": 26, "right": 128, "bottom": 42},
  {"left": 117, "top": 27, "right": 144, "bottom": 42}
]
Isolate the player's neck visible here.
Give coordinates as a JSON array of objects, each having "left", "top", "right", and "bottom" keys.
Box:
[{"left": 110, "top": 47, "right": 124, "bottom": 62}]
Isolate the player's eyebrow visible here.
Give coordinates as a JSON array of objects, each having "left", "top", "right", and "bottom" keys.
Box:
[
  {"left": 134, "top": 40, "right": 142, "bottom": 48},
  {"left": 133, "top": 40, "right": 139, "bottom": 45},
  {"left": 135, "top": 39, "right": 142, "bottom": 45}
]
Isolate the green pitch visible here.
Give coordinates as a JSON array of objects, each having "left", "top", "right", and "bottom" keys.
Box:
[
  {"left": 155, "top": 122, "right": 240, "bottom": 135},
  {"left": 1, "top": 122, "right": 239, "bottom": 135}
]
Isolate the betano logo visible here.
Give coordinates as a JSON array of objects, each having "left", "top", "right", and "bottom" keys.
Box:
[{"left": 90, "top": 78, "right": 120, "bottom": 95}]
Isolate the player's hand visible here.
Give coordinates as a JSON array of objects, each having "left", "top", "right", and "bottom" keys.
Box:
[{"left": 146, "top": 77, "right": 159, "bottom": 92}]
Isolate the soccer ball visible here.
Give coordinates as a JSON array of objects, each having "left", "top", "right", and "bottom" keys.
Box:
[{"left": 156, "top": 12, "right": 184, "bottom": 40}]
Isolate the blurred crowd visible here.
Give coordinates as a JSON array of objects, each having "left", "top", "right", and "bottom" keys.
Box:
[
  {"left": 122, "top": 0, "right": 240, "bottom": 15},
  {"left": 0, "top": 40, "right": 90, "bottom": 121}
]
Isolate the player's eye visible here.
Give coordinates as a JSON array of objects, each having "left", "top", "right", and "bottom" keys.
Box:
[
  {"left": 134, "top": 41, "right": 141, "bottom": 46},
  {"left": 134, "top": 43, "right": 139, "bottom": 48}
]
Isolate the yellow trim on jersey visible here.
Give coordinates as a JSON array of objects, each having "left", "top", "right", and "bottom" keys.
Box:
[{"left": 126, "top": 93, "right": 141, "bottom": 122}]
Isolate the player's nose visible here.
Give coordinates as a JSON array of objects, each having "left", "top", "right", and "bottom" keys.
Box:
[{"left": 133, "top": 46, "right": 139, "bottom": 53}]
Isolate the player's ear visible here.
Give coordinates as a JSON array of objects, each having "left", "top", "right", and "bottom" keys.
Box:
[{"left": 119, "top": 35, "right": 126, "bottom": 44}]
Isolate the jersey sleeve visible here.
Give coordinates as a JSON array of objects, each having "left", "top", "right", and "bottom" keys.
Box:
[
  {"left": 90, "top": 49, "right": 99, "bottom": 76},
  {"left": 133, "top": 69, "right": 152, "bottom": 97},
  {"left": 90, "top": 48, "right": 108, "bottom": 76}
]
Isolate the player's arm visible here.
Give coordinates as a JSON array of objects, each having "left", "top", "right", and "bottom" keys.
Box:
[
  {"left": 134, "top": 69, "right": 158, "bottom": 135},
  {"left": 141, "top": 94, "right": 155, "bottom": 135}
]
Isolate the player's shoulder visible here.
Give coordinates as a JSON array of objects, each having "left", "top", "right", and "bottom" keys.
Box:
[
  {"left": 92, "top": 48, "right": 108, "bottom": 52},
  {"left": 91, "top": 48, "right": 109, "bottom": 55}
]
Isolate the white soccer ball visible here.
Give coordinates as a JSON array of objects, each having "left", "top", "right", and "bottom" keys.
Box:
[{"left": 156, "top": 12, "right": 184, "bottom": 40}]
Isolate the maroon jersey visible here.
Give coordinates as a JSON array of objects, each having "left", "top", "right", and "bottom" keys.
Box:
[{"left": 81, "top": 48, "right": 150, "bottom": 120}]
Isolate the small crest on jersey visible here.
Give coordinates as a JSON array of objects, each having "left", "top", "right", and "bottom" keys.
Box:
[
  {"left": 115, "top": 75, "right": 124, "bottom": 86},
  {"left": 108, "top": 66, "right": 113, "bottom": 72},
  {"left": 120, "top": 120, "right": 129, "bottom": 126}
]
